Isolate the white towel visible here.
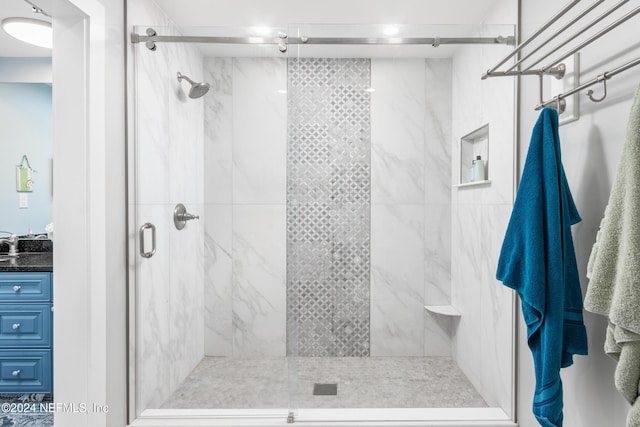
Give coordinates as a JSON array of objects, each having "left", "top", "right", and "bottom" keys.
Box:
[
  {"left": 606, "top": 323, "right": 640, "bottom": 426},
  {"left": 585, "top": 82, "right": 640, "bottom": 427}
]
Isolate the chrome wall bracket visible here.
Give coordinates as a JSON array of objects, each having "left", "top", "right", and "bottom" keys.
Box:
[{"left": 144, "top": 28, "right": 157, "bottom": 51}]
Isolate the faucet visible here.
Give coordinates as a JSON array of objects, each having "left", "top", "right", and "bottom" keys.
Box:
[{"left": 0, "top": 234, "right": 19, "bottom": 257}]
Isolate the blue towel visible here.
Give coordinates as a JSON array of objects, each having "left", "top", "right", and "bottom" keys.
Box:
[{"left": 497, "top": 108, "right": 588, "bottom": 427}]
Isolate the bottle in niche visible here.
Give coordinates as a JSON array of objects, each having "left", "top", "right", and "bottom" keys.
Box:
[{"left": 470, "top": 155, "right": 485, "bottom": 182}]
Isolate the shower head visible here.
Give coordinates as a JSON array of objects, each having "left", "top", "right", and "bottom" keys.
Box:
[{"left": 177, "top": 72, "right": 210, "bottom": 99}]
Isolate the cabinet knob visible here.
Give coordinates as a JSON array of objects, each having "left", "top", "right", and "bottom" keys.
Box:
[
  {"left": 11, "top": 370, "right": 20, "bottom": 377},
  {"left": 12, "top": 323, "right": 20, "bottom": 330},
  {"left": 12, "top": 285, "right": 21, "bottom": 292}
]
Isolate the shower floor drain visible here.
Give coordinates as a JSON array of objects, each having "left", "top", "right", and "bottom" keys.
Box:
[{"left": 313, "top": 383, "right": 338, "bottom": 396}]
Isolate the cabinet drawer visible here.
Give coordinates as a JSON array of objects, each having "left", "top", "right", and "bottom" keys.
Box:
[
  {"left": 0, "top": 349, "right": 52, "bottom": 393},
  {"left": 0, "top": 304, "right": 51, "bottom": 347},
  {"left": 0, "top": 272, "right": 51, "bottom": 302}
]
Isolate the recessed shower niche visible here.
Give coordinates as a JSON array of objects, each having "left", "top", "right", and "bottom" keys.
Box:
[{"left": 457, "top": 123, "right": 490, "bottom": 187}]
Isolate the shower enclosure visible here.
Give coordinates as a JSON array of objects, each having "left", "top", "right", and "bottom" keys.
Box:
[{"left": 128, "top": 6, "right": 518, "bottom": 425}]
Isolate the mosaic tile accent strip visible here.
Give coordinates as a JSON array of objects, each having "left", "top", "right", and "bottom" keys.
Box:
[{"left": 286, "top": 58, "right": 371, "bottom": 357}]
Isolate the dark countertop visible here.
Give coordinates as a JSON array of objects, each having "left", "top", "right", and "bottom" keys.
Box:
[
  {"left": 0, "top": 237, "right": 53, "bottom": 272},
  {"left": 0, "top": 237, "right": 52, "bottom": 254},
  {"left": 0, "top": 253, "right": 53, "bottom": 272}
]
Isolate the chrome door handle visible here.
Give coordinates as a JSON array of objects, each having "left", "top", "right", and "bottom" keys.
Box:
[
  {"left": 12, "top": 370, "right": 20, "bottom": 377},
  {"left": 12, "top": 323, "right": 20, "bottom": 330},
  {"left": 139, "top": 223, "right": 156, "bottom": 258}
]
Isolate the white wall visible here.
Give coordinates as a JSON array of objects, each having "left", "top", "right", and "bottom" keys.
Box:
[
  {"left": 0, "top": 82, "right": 52, "bottom": 235},
  {"left": 518, "top": 1, "right": 637, "bottom": 426},
  {"left": 0, "top": 58, "right": 52, "bottom": 82},
  {"left": 103, "top": 0, "right": 127, "bottom": 424},
  {"left": 154, "top": 0, "right": 511, "bottom": 28},
  {"left": 43, "top": 0, "right": 126, "bottom": 426}
]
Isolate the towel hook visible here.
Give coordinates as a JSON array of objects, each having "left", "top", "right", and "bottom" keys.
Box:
[
  {"left": 586, "top": 74, "right": 608, "bottom": 103},
  {"left": 554, "top": 96, "right": 566, "bottom": 114}
]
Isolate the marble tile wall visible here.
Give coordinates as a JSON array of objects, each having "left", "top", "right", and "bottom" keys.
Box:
[
  {"left": 450, "top": 31, "right": 516, "bottom": 413},
  {"left": 204, "top": 57, "right": 287, "bottom": 358},
  {"left": 232, "top": 205, "right": 287, "bottom": 356},
  {"left": 131, "top": 0, "right": 205, "bottom": 412},
  {"left": 370, "top": 59, "right": 452, "bottom": 357},
  {"left": 423, "top": 59, "right": 453, "bottom": 356},
  {"left": 203, "top": 58, "right": 233, "bottom": 356},
  {"left": 205, "top": 57, "right": 455, "bottom": 359},
  {"left": 370, "top": 204, "right": 424, "bottom": 356},
  {"left": 287, "top": 58, "right": 372, "bottom": 357},
  {"left": 232, "top": 58, "right": 287, "bottom": 205},
  {"left": 371, "top": 59, "right": 426, "bottom": 205},
  {"left": 370, "top": 59, "right": 425, "bottom": 357}
]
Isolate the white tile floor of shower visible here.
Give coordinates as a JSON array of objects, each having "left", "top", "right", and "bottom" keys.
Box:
[{"left": 161, "top": 357, "right": 487, "bottom": 409}]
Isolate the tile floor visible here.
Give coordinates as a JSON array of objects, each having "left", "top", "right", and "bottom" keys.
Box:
[
  {"left": 162, "top": 357, "right": 487, "bottom": 409},
  {"left": 0, "top": 394, "right": 53, "bottom": 427}
]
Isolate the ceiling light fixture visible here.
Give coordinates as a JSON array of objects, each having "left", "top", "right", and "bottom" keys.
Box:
[
  {"left": 1, "top": 17, "right": 52, "bottom": 49},
  {"left": 383, "top": 26, "right": 400, "bottom": 36},
  {"left": 250, "top": 26, "right": 271, "bottom": 36}
]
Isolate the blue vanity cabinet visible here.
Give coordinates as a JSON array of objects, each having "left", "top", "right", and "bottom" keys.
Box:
[{"left": 0, "top": 272, "right": 52, "bottom": 393}]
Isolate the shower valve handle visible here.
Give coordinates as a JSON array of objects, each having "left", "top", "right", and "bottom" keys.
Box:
[
  {"left": 180, "top": 212, "right": 199, "bottom": 221},
  {"left": 174, "top": 203, "right": 199, "bottom": 230}
]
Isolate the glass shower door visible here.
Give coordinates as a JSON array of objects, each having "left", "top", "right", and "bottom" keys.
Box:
[
  {"left": 131, "top": 24, "right": 297, "bottom": 420},
  {"left": 131, "top": 24, "right": 208, "bottom": 417},
  {"left": 284, "top": 23, "right": 517, "bottom": 423},
  {"left": 286, "top": 24, "right": 373, "bottom": 420}
]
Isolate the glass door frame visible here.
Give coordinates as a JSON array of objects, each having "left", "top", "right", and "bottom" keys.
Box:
[{"left": 126, "top": 22, "right": 518, "bottom": 427}]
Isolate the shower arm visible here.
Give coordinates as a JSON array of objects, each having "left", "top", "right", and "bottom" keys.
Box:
[{"left": 177, "top": 72, "right": 195, "bottom": 85}]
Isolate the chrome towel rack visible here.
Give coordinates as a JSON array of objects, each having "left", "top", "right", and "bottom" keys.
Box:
[
  {"left": 483, "top": 0, "right": 640, "bottom": 113},
  {"left": 536, "top": 56, "right": 640, "bottom": 110}
]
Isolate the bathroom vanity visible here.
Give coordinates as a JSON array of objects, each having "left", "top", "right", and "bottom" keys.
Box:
[{"left": 0, "top": 241, "right": 53, "bottom": 393}]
